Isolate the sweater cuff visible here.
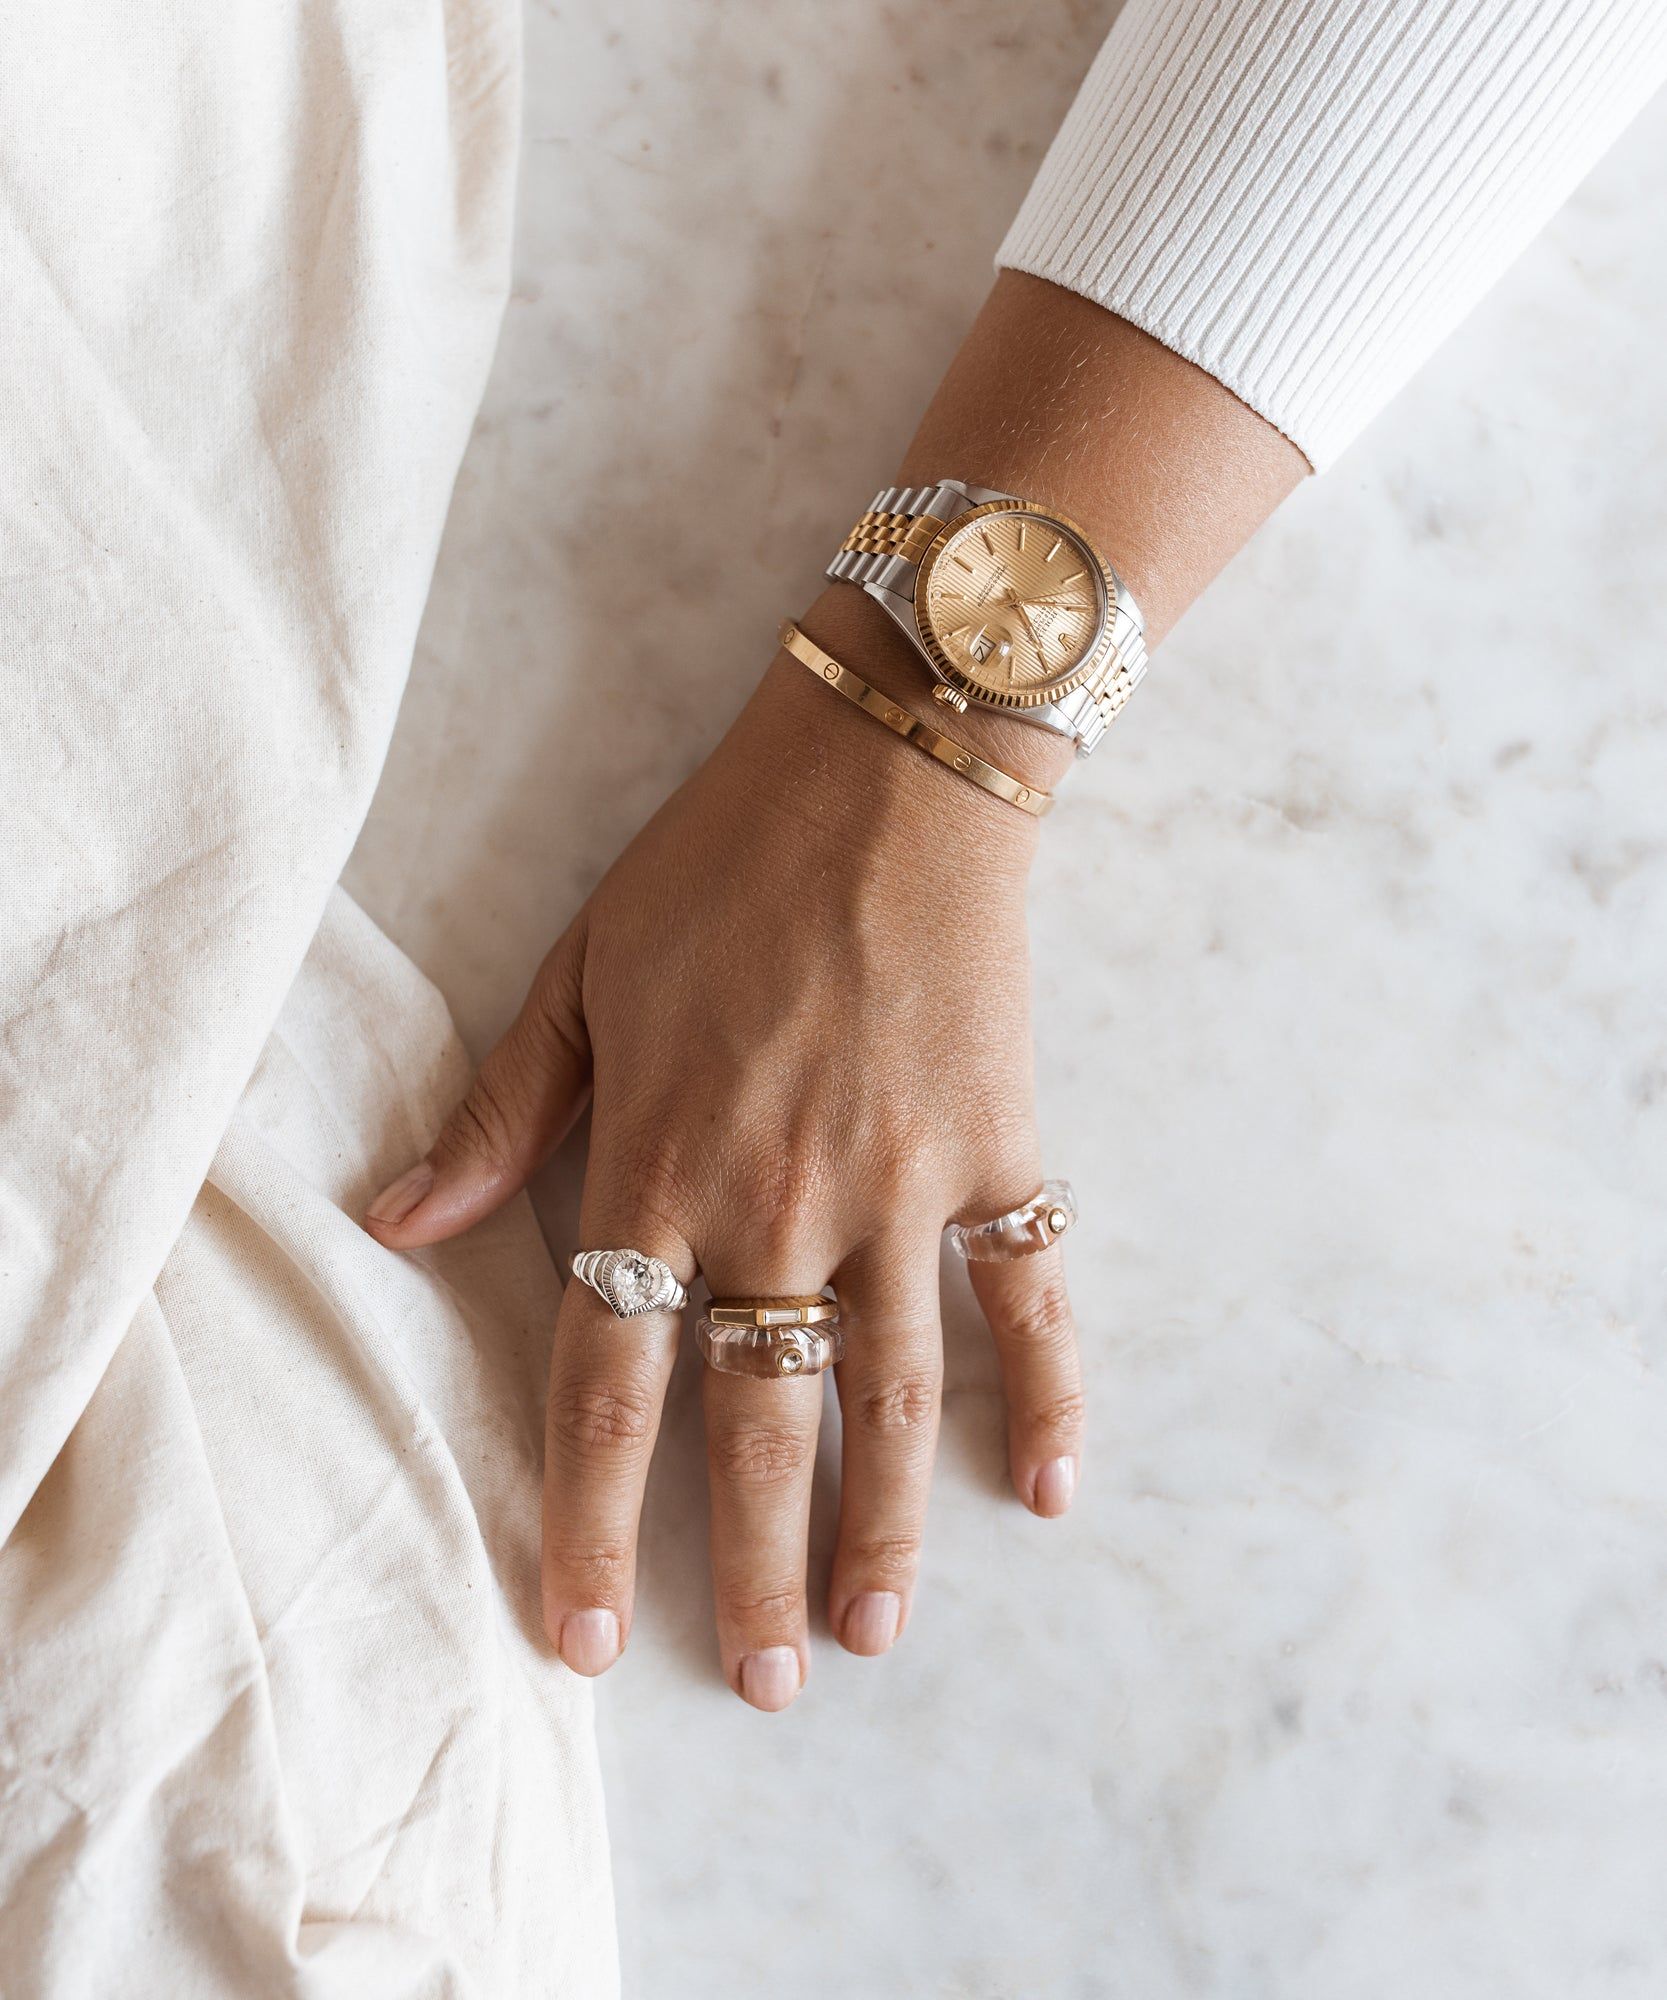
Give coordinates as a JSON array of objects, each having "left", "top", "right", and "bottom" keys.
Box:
[{"left": 997, "top": 0, "right": 1667, "bottom": 470}]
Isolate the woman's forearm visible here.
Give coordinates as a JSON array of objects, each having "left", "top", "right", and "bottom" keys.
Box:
[
  {"left": 796, "top": 270, "right": 1307, "bottom": 789},
  {"left": 1001, "top": 0, "right": 1667, "bottom": 470},
  {"left": 900, "top": 272, "right": 1307, "bottom": 642}
]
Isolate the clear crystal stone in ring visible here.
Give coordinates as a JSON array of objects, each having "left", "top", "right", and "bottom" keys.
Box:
[{"left": 570, "top": 1248, "right": 689, "bottom": 1319}]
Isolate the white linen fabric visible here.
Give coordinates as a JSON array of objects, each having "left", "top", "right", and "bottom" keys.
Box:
[
  {"left": 0, "top": 0, "right": 522, "bottom": 1527},
  {"left": 1, "top": 894, "right": 616, "bottom": 1995},
  {"left": 0, "top": 0, "right": 616, "bottom": 1991},
  {"left": 999, "top": 0, "right": 1667, "bottom": 467}
]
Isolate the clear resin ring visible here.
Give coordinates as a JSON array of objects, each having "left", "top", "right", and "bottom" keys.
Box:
[
  {"left": 696, "top": 1315, "right": 845, "bottom": 1380},
  {"left": 946, "top": 1179, "right": 1077, "bottom": 1263},
  {"left": 570, "top": 1248, "right": 689, "bottom": 1319}
]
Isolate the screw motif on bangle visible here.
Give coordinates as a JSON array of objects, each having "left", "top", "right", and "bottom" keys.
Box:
[{"left": 778, "top": 620, "right": 1054, "bottom": 818}]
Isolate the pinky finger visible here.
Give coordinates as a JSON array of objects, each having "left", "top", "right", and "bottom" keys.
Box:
[{"left": 967, "top": 1251, "right": 1084, "bottom": 1518}]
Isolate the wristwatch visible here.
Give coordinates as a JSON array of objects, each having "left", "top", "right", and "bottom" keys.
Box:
[{"left": 825, "top": 479, "right": 1146, "bottom": 756}]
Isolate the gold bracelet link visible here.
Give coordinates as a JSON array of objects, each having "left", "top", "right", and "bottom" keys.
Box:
[
  {"left": 838, "top": 507, "right": 917, "bottom": 557},
  {"left": 837, "top": 503, "right": 948, "bottom": 567}
]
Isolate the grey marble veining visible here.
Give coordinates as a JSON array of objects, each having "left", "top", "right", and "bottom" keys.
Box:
[{"left": 346, "top": 5, "right": 1667, "bottom": 1994}]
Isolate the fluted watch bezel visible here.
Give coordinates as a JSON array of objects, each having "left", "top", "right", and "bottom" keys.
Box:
[{"left": 911, "top": 498, "right": 1120, "bottom": 713}]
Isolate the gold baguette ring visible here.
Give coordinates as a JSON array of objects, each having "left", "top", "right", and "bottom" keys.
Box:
[
  {"left": 705, "top": 1295, "right": 838, "bottom": 1328},
  {"left": 779, "top": 620, "right": 1053, "bottom": 818}
]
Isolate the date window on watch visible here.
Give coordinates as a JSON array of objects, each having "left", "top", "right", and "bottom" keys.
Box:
[{"left": 967, "top": 627, "right": 998, "bottom": 664}]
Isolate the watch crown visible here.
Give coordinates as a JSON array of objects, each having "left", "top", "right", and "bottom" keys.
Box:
[{"left": 933, "top": 683, "right": 970, "bottom": 713}]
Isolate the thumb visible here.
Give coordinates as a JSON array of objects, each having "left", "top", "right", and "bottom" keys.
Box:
[{"left": 364, "top": 917, "right": 591, "bottom": 1248}]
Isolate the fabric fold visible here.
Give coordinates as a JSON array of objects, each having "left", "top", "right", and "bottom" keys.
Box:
[
  {"left": 1, "top": 4, "right": 615, "bottom": 1987},
  {"left": 0, "top": 0, "right": 520, "bottom": 1539},
  {"left": 0, "top": 892, "right": 617, "bottom": 1994}
]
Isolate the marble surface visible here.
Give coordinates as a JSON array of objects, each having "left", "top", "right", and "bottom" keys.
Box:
[{"left": 345, "top": 7, "right": 1667, "bottom": 1995}]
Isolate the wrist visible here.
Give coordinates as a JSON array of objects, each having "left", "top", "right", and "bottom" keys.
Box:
[
  {"left": 794, "top": 584, "right": 1079, "bottom": 796},
  {"left": 711, "top": 592, "right": 1045, "bottom": 882},
  {"left": 894, "top": 274, "right": 1307, "bottom": 647}
]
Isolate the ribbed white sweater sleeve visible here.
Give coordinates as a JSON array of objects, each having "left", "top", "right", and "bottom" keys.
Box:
[{"left": 998, "top": 0, "right": 1667, "bottom": 468}]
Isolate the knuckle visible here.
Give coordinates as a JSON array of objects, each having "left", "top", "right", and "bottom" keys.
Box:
[
  {"left": 853, "top": 1372, "right": 940, "bottom": 1438},
  {"left": 749, "top": 1206, "right": 815, "bottom": 1275},
  {"left": 496, "top": 1008, "right": 561, "bottom": 1098},
  {"left": 438, "top": 1073, "right": 521, "bottom": 1177},
  {"left": 1004, "top": 1275, "right": 1076, "bottom": 1351},
  {"left": 543, "top": 1539, "right": 632, "bottom": 1596},
  {"left": 744, "top": 1148, "right": 833, "bottom": 1271},
  {"left": 607, "top": 1138, "right": 702, "bottom": 1238},
  {"left": 988, "top": 1124, "right": 1040, "bottom": 1179},
  {"left": 1026, "top": 1388, "right": 1087, "bottom": 1444},
  {"left": 551, "top": 1381, "right": 657, "bottom": 1457},
  {"left": 846, "top": 1530, "right": 922, "bottom": 1580},
  {"left": 717, "top": 1581, "right": 803, "bottom": 1629},
  {"left": 864, "top": 1130, "right": 933, "bottom": 1205},
  {"left": 531, "top": 943, "right": 586, "bottom": 1048},
  {"left": 710, "top": 1421, "right": 808, "bottom": 1488}
]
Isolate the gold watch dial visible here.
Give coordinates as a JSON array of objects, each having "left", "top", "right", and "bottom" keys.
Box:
[{"left": 918, "top": 507, "right": 1108, "bottom": 705}]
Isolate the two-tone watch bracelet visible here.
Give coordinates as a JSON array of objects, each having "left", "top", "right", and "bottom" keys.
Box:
[{"left": 778, "top": 621, "right": 1053, "bottom": 818}]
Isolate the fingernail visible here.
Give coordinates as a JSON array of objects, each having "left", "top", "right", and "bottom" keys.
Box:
[
  {"left": 1033, "top": 1456, "right": 1078, "bottom": 1517},
  {"left": 739, "top": 1646, "right": 802, "bottom": 1712},
  {"left": 365, "top": 1161, "right": 435, "bottom": 1228},
  {"left": 559, "top": 1608, "right": 621, "bottom": 1676},
  {"left": 840, "top": 1591, "right": 902, "bottom": 1657}
]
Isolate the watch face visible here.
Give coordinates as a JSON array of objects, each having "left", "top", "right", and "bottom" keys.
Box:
[{"left": 917, "top": 505, "right": 1109, "bottom": 706}]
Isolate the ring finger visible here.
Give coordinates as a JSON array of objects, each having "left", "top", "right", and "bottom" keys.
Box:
[{"left": 827, "top": 1232, "right": 942, "bottom": 1657}]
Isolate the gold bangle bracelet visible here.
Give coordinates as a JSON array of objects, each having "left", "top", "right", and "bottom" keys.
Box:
[{"left": 778, "top": 620, "right": 1054, "bottom": 818}]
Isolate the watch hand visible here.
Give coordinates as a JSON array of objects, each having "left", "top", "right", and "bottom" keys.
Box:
[{"left": 993, "top": 586, "right": 1046, "bottom": 653}]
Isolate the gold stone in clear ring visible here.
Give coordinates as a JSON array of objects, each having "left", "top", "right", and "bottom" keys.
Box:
[
  {"left": 570, "top": 1248, "right": 689, "bottom": 1318},
  {"left": 696, "top": 1311, "right": 845, "bottom": 1379},
  {"left": 946, "top": 1179, "right": 1077, "bottom": 1262}
]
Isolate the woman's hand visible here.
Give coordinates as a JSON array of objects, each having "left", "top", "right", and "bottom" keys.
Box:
[
  {"left": 364, "top": 266, "right": 1307, "bottom": 1708},
  {"left": 364, "top": 586, "right": 1084, "bottom": 1710}
]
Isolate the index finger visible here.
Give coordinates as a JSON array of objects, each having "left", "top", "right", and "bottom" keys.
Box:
[{"left": 542, "top": 1219, "right": 694, "bottom": 1675}]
